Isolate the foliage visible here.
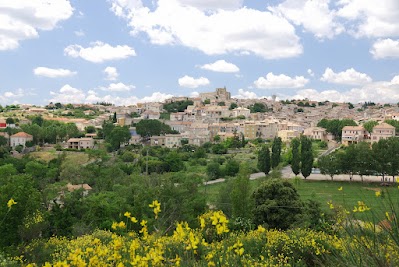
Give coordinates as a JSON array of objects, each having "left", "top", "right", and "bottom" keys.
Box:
[
  {"left": 252, "top": 179, "right": 303, "bottom": 230},
  {"left": 207, "top": 162, "right": 222, "bottom": 180},
  {"left": 271, "top": 137, "right": 282, "bottom": 168},
  {"left": 291, "top": 138, "right": 301, "bottom": 175},
  {"left": 300, "top": 136, "right": 313, "bottom": 179},
  {"left": 363, "top": 120, "right": 378, "bottom": 133},
  {"left": 224, "top": 159, "right": 240, "bottom": 177},
  {"left": 229, "top": 103, "right": 237, "bottom": 110},
  {"left": 163, "top": 100, "right": 193, "bottom": 113},
  {"left": 105, "top": 126, "right": 131, "bottom": 151},
  {"left": 135, "top": 119, "right": 175, "bottom": 138},
  {"left": 248, "top": 102, "right": 268, "bottom": 113},
  {"left": 257, "top": 145, "right": 271, "bottom": 174},
  {"left": 317, "top": 118, "right": 357, "bottom": 139}
]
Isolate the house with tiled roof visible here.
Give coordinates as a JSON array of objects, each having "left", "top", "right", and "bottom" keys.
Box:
[
  {"left": 371, "top": 122, "right": 396, "bottom": 143},
  {"left": 341, "top": 126, "right": 368, "bottom": 146},
  {"left": 10, "top": 132, "right": 33, "bottom": 148}
]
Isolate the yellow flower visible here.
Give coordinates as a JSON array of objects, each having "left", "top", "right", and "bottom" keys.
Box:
[
  {"left": 130, "top": 216, "right": 138, "bottom": 223},
  {"left": 338, "top": 186, "right": 343, "bottom": 191},
  {"left": 327, "top": 200, "right": 334, "bottom": 209},
  {"left": 7, "top": 198, "right": 17, "bottom": 208},
  {"left": 124, "top": 211, "right": 131, "bottom": 218},
  {"left": 149, "top": 200, "right": 161, "bottom": 219},
  {"left": 375, "top": 191, "right": 381, "bottom": 197},
  {"left": 200, "top": 217, "right": 206, "bottom": 229}
]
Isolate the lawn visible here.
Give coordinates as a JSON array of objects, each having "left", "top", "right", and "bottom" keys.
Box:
[{"left": 200, "top": 177, "right": 399, "bottom": 222}]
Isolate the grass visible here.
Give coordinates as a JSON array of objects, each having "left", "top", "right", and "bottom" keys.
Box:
[{"left": 200, "top": 177, "right": 399, "bottom": 222}]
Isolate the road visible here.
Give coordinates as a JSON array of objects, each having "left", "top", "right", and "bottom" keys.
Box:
[{"left": 281, "top": 166, "right": 396, "bottom": 183}]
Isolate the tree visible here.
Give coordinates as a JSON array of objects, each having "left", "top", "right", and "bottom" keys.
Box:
[
  {"left": 229, "top": 103, "right": 238, "bottom": 110},
  {"left": 363, "top": 121, "right": 378, "bottom": 133},
  {"left": 6, "top": 117, "right": 14, "bottom": 124},
  {"left": 106, "top": 126, "right": 131, "bottom": 150},
  {"left": 207, "top": 162, "right": 222, "bottom": 180},
  {"left": 271, "top": 137, "right": 282, "bottom": 168},
  {"left": 224, "top": 159, "right": 240, "bottom": 177},
  {"left": 354, "top": 142, "right": 374, "bottom": 182},
  {"left": 135, "top": 119, "right": 174, "bottom": 138},
  {"left": 300, "top": 136, "right": 313, "bottom": 179},
  {"left": 318, "top": 154, "right": 340, "bottom": 180},
  {"left": 257, "top": 146, "right": 271, "bottom": 174},
  {"left": 248, "top": 103, "right": 267, "bottom": 113},
  {"left": 372, "top": 139, "right": 390, "bottom": 180},
  {"left": 338, "top": 145, "right": 357, "bottom": 180},
  {"left": 85, "top": 126, "right": 96, "bottom": 134},
  {"left": 112, "top": 112, "right": 117, "bottom": 123},
  {"left": 291, "top": 138, "right": 301, "bottom": 176},
  {"left": 252, "top": 179, "right": 303, "bottom": 230}
]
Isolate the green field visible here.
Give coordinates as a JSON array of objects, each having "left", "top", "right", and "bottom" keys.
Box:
[{"left": 200, "top": 177, "right": 399, "bottom": 222}]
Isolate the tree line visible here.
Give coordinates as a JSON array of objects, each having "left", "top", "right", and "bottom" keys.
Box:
[{"left": 318, "top": 137, "right": 399, "bottom": 181}]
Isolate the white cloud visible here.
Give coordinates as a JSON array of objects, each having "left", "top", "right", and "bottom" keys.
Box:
[
  {"left": 33, "top": 67, "right": 77, "bottom": 78},
  {"left": 110, "top": 0, "right": 302, "bottom": 59},
  {"left": 269, "top": 0, "right": 344, "bottom": 39},
  {"left": 200, "top": 60, "right": 239, "bottom": 73},
  {"left": 290, "top": 82, "right": 399, "bottom": 103},
  {"left": 321, "top": 67, "right": 372, "bottom": 85},
  {"left": 370, "top": 39, "right": 399, "bottom": 59},
  {"left": 189, "top": 91, "right": 199, "bottom": 97},
  {"left": 50, "top": 84, "right": 86, "bottom": 104},
  {"left": 178, "top": 75, "right": 210, "bottom": 88},
  {"left": 233, "top": 89, "right": 258, "bottom": 99},
  {"left": 74, "top": 30, "right": 85, "bottom": 37},
  {"left": 176, "top": 0, "right": 243, "bottom": 10},
  {"left": 64, "top": 41, "right": 136, "bottom": 63},
  {"left": 336, "top": 0, "right": 399, "bottom": 38},
  {"left": 100, "top": 82, "right": 135, "bottom": 92},
  {"left": 0, "top": 1, "right": 73, "bottom": 50},
  {"left": 254, "top": 72, "right": 309, "bottom": 89},
  {"left": 103, "top": 67, "right": 119, "bottom": 80},
  {"left": 390, "top": 75, "right": 399, "bottom": 85},
  {"left": 3, "top": 88, "right": 25, "bottom": 98},
  {"left": 307, "top": 69, "right": 314, "bottom": 77}
]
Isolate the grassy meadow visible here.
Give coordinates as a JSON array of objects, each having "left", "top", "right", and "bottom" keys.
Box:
[{"left": 201, "top": 177, "right": 399, "bottom": 222}]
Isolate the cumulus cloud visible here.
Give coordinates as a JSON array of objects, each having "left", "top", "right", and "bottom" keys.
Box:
[
  {"left": 290, "top": 82, "right": 399, "bottom": 103},
  {"left": 178, "top": 75, "right": 210, "bottom": 88},
  {"left": 200, "top": 60, "right": 239, "bottom": 73},
  {"left": 109, "top": 0, "right": 302, "bottom": 59},
  {"left": 336, "top": 0, "right": 399, "bottom": 38},
  {"left": 370, "top": 39, "right": 399, "bottom": 59},
  {"left": 269, "top": 0, "right": 344, "bottom": 39},
  {"left": 100, "top": 82, "right": 135, "bottom": 92},
  {"left": 33, "top": 67, "right": 77, "bottom": 78},
  {"left": 307, "top": 69, "right": 315, "bottom": 77},
  {"left": 50, "top": 84, "right": 86, "bottom": 104},
  {"left": 321, "top": 68, "right": 372, "bottom": 85},
  {"left": 0, "top": 1, "right": 73, "bottom": 50},
  {"left": 103, "top": 67, "right": 119, "bottom": 80},
  {"left": 254, "top": 72, "right": 309, "bottom": 89},
  {"left": 50, "top": 84, "right": 172, "bottom": 105},
  {"left": 176, "top": 0, "right": 243, "bottom": 10},
  {"left": 64, "top": 41, "right": 136, "bottom": 63},
  {"left": 232, "top": 89, "right": 258, "bottom": 99}
]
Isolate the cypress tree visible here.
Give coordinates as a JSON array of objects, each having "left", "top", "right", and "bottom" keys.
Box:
[
  {"left": 291, "top": 138, "right": 301, "bottom": 175},
  {"left": 300, "top": 136, "right": 313, "bottom": 179},
  {"left": 271, "top": 137, "right": 282, "bottom": 168},
  {"left": 257, "top": 146, "right": 271, "bottom": 174}
]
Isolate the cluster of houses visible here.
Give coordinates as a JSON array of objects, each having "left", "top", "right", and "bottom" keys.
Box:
[{"left": 1, "top": 88, "right": 399, "bottom": 150}]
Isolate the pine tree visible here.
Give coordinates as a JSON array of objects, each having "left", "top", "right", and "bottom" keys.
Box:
[
  {"left": 291, "top": 138, "right": 301, "bottom": 175},
  {"left": 257, "top": 146, "right": 271, "bottom": 174}
]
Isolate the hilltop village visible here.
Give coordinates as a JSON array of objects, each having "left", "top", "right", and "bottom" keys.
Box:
[{"left": 0, "top": 87, "right": 398, "bottom": 150}]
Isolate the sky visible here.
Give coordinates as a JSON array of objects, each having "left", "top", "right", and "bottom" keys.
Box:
[{"left": 1, "top": 0, "right": 399, "bottom": 106}]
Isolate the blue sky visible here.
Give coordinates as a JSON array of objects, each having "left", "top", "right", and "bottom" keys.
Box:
[{"left": 1, "top": 0, "right": 399, "bottom": 106}]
